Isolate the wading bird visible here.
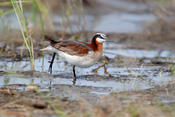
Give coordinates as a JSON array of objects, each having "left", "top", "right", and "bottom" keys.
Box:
[{"left": 41, "top": 33, "right": 106, "bottom": 84}]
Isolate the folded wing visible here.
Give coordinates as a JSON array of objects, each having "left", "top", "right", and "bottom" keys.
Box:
[{"left": 44, "top": 35, "right": 92, "bottom": 56}]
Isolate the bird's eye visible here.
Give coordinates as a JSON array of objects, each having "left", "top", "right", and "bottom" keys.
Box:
[
  {"left": 100, "top": 34, "right": 106, "bottom": 39},
  {"left": 95, "top": 33, "right": 107, "bottom": 39}
]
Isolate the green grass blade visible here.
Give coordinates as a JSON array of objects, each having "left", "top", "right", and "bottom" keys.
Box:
[{"left": 11, "top": 0, "right": 34, "bottom": 70}]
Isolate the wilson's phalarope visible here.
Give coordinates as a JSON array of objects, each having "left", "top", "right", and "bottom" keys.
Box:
[{"left": 42, "top": 33, "right": 107, "bottom": 84}]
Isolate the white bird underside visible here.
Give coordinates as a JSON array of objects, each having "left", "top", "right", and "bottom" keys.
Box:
[{"left": 41, "top": 46, "right": 102, "bottom": 68}]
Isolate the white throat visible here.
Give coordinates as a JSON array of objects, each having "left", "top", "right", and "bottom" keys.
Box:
[{"left": 96, "top": 37, "right": 106, "bottom": 43}]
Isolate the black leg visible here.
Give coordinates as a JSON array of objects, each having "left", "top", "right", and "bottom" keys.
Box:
[
  {"left": 48, "top": 53, "right": 56, "bottom": 74},
  {"left": 49, "top": 79, "right": 52, "bottom": 90},
  {"left": 72, "top": 65, "right": 77, "bottom": 85}
]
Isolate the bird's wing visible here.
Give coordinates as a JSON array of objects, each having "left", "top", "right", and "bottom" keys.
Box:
[
  {"left": 52, "top": 41, "right": 93, "bottom": 56},
  {"left": 44, "top": 35, "right": 93, "bottom": 56}
]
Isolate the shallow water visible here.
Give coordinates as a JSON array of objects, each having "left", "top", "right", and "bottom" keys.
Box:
[
  {"left": 0, "top": 41, "right": 174, "bottom": 97},
  {"left": 0, "top": 0, "right": 155, "bottom": 33}
]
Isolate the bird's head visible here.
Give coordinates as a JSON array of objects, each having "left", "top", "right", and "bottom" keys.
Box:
[{"left": 93, "top": 33, "right": 107, "bottom": 43}]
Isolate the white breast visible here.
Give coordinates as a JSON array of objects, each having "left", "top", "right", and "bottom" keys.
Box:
[
  {"left": 58, "top": 51, "right": 102, "bottom": 68},
  {"left": 41, "top": 46, "right": 103, "bottom": 67}
]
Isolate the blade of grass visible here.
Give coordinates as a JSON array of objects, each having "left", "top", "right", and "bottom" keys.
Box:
[{"left": 11, "top": 0, "right": 34, "bottom": 70}]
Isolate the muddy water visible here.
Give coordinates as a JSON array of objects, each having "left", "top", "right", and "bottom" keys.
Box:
[{"left": 0, "top": 41, "right": 175, "bottom": 99}]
